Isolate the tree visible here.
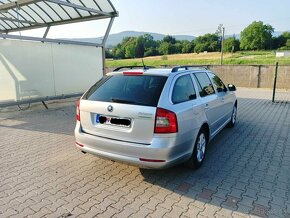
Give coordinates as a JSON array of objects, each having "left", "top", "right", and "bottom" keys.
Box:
[
  {"left": 286, "top": 39, "right": 290, "bottom": 47},
  {"left": 282, "top": 32, "right": 290, "bottom": 40},
  {"left": 158, "top": 42, "right": 175, "bottom": 55},
  {"left": 272, "top": 36, "right": 286, "bottom": 49},
  {"left": 215, "top": 24, "right": 224, "bottom": 36},
  {"left": 224, "top": 37, "right": 240, "bottom": 52},
  {"left": 121, "top": 37, "right": 137, "bottom": 58},
  {"left": 125, "top": 43, "right": 136, "bottom": 58},
  {"left": 105, "top": 49, "right": 113, "bottom": 58},
  {"left": 240, "top": 21, "right": 274, "bottom": 50},
  {"left": 144, "top": 48, "right": 158, "bottom": 57},
  {"left": 174, "top": 42, "right": 183, "bottom": 54},
  {"left": 135, "top": 36, "right": 145, "bottom": 58},
  {"left": 143, "top": 34, "right": 158, "bottom": 57},
  {"left": 181, "top": 40, "right": 194, "bottom": 53},
  {"left": 194, "top": 33, "right": 219, "bottom": 53},
  {"left": 162, "top": 35, "right": 176, "bottom": 44},
  {"left": 143, "top": 34, "right": 155, "bottom": 48},
  {"left": 272, "top": 31, "right": 290, "bottom": 50},
  {"left": 112, "top": 44, "right": 125, "bottom": 59}
]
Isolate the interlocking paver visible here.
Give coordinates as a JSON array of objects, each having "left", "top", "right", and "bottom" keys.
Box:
[
  {"left": 182, "top": 204, "right": 203, "bottom": 217},
  {"left": 130, "top": 206, "right": 153, "bottom": 218},
  {"left": 142, "top": 197, "right": 163, "bottom": 211},
  {"left": 112, "top": 205, "right": 137, "bottom": 217},
  {"left": 149, "top": 207, "right": 170, "bottom": 218},
  {"left": 1, "top": 88, "right": 290, "bottom": 217},
  {"left": 96, "top": 206, "right": 119, "bottom": 218},
  {"left": 250, "top": 204, "right": 269, "bottom": 218}
]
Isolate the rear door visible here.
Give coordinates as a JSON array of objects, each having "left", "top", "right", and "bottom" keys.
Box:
[
  {"left": 170, "top": 74, "right": 202, "bottom": 135},
  {"left": 80, "top": 74, "right": 167, "bottom": 144},
  {"left": 207, "top": 72, "right": 233, "bottom": 125},
  {"left": 193, "top": 72, "right": 220, "bottom": 135}
]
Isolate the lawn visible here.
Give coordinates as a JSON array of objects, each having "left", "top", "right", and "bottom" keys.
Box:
[{"left": 105, "top": 51, "right": 290, "bottom": 67}]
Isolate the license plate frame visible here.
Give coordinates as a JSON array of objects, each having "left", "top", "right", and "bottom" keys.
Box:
[{"left": 96, "top": 114, "right": 131, "bottom": 128}]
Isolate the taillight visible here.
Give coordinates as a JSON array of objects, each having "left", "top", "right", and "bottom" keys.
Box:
[
  {"left": 75, "top": 141, "right": 84, "bottom": 147},
  {"left": 76, "top": 99, "right": 80, "bottom": 121},
  {"left": 154, "top": 108, "right": 178, "bottom": 133}
]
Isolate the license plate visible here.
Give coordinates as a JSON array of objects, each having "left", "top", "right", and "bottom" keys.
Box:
[{"left": 96, "top": 114, "right": 131, "bottom": 127}]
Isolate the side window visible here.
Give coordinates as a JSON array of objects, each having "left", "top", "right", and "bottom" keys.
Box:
[
  {"left": 194, "top": 72, "right": 215, "bottom": 97},
  {"left": 172, "top": 75, "right": 196, "bottom": 104},
  {"left": 208, "top": 72, "right": 226, "bottom": 92}
]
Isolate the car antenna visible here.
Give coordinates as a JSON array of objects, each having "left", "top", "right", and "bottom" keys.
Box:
[{"left": 142, "top": 59, "right": 147, "bottom": 70}]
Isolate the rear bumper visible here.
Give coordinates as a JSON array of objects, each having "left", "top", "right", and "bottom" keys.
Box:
[{"left": 74, "top": 122, "right": 191, "bottom": 169}]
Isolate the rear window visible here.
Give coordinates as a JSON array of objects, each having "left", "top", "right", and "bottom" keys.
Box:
[{"left": 83, "top": 75, "right": 167, "bottom": 107}]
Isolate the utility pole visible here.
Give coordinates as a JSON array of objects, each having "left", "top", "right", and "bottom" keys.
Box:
[{"left": 220, "top": 27, "right": 225, "bottom": 65}]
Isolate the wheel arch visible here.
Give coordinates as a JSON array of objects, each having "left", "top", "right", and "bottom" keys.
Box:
[{"left": 200, "top": 122, "right": 210, "bottom": 142}]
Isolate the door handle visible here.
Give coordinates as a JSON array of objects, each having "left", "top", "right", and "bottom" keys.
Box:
[
  {"left": 221, "top": 97, "right": 225, "bottom": 102},
  {"left": 205, "top": 103, "right": 209, "bottom": 110}
]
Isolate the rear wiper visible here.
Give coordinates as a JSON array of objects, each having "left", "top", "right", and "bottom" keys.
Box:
[{"left": 111, "top": 98, "right": 136, "bottom": 104}]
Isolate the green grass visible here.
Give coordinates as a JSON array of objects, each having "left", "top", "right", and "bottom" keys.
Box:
[{"left": 105, "top": 51, "right": 290, "bottom": 67}]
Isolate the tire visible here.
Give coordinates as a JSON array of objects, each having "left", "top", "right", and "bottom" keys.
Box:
[
  {"left": 186, "top": 129, "right": 207, "bottom": 169},
  {"left": 227, "top": 104, "right": 237, "bottom": 128}
]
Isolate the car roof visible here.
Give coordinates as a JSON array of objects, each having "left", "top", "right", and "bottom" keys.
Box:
[{"left": 107, "top": 67, "right": 210, "bottom": 77}]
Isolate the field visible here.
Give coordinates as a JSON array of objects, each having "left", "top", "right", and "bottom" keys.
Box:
[{"left": 106, "top": 51, "right": 290, "bottom": 67}]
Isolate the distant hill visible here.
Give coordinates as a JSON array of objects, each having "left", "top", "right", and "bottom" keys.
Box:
[{"left": 71, "top": 31, "right": 196, "bottom": 47}]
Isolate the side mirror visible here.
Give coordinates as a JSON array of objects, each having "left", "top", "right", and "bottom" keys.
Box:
[
  {"left": 228, "top": 84, "right": 236, "bottom": 91},
  {"left": 216, "top": 87, "right": 223, "bottom": 92}
]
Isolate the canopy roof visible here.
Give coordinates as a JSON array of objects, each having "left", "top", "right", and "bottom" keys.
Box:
[{"left": 0, "top": 0, "right": 118, "bottom": 33}]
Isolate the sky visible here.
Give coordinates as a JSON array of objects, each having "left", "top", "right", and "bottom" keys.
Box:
[
  {"left": 109, "top": 0, "right": 290, "bottom": 36},
  {"left": 21, "top": 0, "right": 290, "bottom": 38}
]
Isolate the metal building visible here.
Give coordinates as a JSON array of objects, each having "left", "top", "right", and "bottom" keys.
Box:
[{"left": 0, "top": 0, "right": 118, "bottom": 107}]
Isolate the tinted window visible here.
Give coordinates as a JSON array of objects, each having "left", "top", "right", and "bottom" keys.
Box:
[
  {"left": 208, "top": 72, "right": 226, "bottom": 92},
  {"left": 84, "top": 75, "right": 167, "bottom": 107},
  {"left": 172, "top": 75, "right": 196, "bottom": 104},
  {"left": 194, "top": 72, "right": 215, "bottom": 97}
]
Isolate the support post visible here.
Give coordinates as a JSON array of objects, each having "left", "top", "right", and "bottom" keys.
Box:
[
  {"left": 220, "top": 27, "right": 225, "bottom": 65},
  {"left": 43, "top": 26, "right": 50, "bottom": 38},
  {"left": 102, "top": 17, "right": 115, "bottom": 75},
  {"left": 257, "top": 65, "right": 261, "bottom": 88},
  {"left": 272, "top": 62, "right": 279, "bottom": 103}
]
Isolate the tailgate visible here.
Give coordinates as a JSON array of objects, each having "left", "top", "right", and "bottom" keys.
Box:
[{"left": 80, "top": 100, "right": 156, "bottom": 144}]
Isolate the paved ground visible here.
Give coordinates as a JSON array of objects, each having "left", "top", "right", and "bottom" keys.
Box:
[{"left": 0, "top": 88, "right": 289, "bottom": 218}]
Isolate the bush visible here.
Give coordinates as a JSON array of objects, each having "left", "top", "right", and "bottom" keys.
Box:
[{"left": 161, "top": 55, "right": 168, "bottom": 60}]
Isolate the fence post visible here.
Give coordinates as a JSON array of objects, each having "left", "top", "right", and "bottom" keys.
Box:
[{"left": 272, "top": 62, "right": 279, "bottom": 103}]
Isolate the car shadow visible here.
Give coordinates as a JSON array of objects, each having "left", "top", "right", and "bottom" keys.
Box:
[
  {"left": 1, "top": 96, "right": 289, "bottom": 217},
  {"left": 0, "top": 104, "right": 76, "bottom": 136},
  {"left": 135, "top": 97, "right": 290, "bottom": 217}
]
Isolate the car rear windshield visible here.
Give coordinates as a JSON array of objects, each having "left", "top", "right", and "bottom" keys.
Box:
[{"left": 83, "top": 75, "right": 168, "bottom": 107}]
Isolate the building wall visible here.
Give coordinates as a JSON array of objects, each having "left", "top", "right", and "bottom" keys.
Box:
[
  {"left": 106, "top": 65, "right": 290, "bottom": 89},
  {"left": 0, "top": 39, "right": 103, "bottom": 104}
]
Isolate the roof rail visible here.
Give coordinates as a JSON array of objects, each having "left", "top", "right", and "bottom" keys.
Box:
[
  {"left": 113, "top": 66, "right": 155, "bottom": 72},
  {"left": 171, "top": 65, "right": 209, "bottom": 73}
]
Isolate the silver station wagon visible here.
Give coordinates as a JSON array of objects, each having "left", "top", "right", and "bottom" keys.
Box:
[{"left": 75, "top": 66, "right": 237, "bottom": 169}]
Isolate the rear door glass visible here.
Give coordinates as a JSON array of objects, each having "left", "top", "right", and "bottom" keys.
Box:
[
  {"left": 84, "top": 75, "right": 167, "bottom": 107},
  {"left": 194, "top": 72, "right": 215, "bottom": 97},
  {"left": 172, "top": 75, "right": 196, "bottom": 104}
]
